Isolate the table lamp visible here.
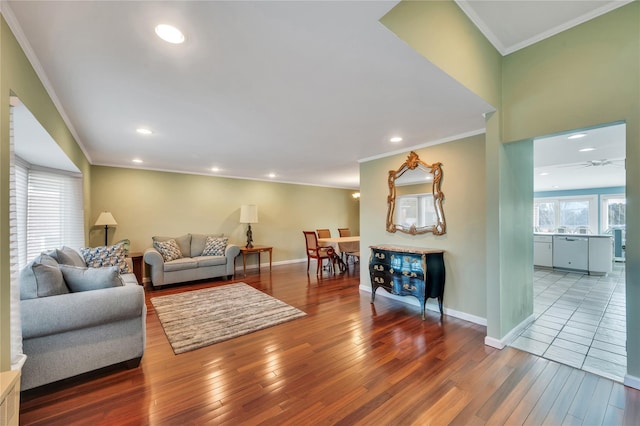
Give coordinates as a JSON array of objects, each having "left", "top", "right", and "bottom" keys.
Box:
[
  {"left": 95, "top": 212, "right": 117, "bottom": 246},
  {"left": 240, "top": 204, "right": 258, "bottom": 248}
]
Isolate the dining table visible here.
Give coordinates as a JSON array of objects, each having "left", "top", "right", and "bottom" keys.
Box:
[{"left": 317, "top": 236, "right": 360, "bottom": 256}]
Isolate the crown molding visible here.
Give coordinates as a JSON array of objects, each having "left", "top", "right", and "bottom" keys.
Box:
[{"left": 1, "top": 2, "right": 93, "bottom": 164}]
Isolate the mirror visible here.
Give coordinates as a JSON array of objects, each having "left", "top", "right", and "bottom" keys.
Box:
[{"left": 387, "top": 151, "right": 445, "bottom": 235}]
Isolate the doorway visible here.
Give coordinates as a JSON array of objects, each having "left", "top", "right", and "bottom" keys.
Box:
[{"left": 511, "top": 122, "right": 627, "bottom": 382}]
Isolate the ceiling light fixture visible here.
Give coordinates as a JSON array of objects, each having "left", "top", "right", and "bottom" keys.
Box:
[
  {"left": 132, "top": 159, "right": 143, "bottom": 164},
  {"left": 539, "top": 172, "right": 549, "bottom": 176},
  {"left": 136, "top": 128, "right": 152, "bottom": 135},
  {"left": 568, "top": 133, "right": 587, "bottom": 139},
  {"left": 155, "top": 24, "right": 185, "bottom": 44},
  {"left": 211, "top": 167, "right": 220, "bottom": 172},
  {"left": 268, "top": 173, "right": 276, "bottom": 178},
  {"left": 390, "top": 136, "right": 403, "bottom": 143},
  {"left": 579, "top": 147, "right": 595, "bottom": 152}
]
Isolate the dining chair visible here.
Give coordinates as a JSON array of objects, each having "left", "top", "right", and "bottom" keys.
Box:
[
  {"left": 303, "top": 231, "right": 335, "bottom": 275},
  {"left": 337, "top": 227, "right": 358, "bottom": 264},
  {"left": 316, "top": 229, "right": 331, "bottom": 238},
  {"left": 338, "top": 228, "right": 351, "bottom": 237}
]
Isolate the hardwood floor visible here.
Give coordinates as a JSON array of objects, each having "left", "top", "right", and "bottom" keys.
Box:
[{"left": 19, "top": 263, "right": 640, "bottom": 425}]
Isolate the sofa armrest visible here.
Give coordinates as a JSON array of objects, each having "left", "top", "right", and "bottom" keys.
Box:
[
  {"left": 21, "top": 282, "right": 145, "bottom": 339},
  {"left": 225, "top": 244, "right": 241, "bottom": 275},
  {"left": 144, "top": 248, "right": 165, "bottom": 286}
]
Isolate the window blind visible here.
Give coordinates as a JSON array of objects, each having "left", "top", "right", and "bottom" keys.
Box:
[{"left": 24, "top": 166, "right": 85, "bottom": 263}]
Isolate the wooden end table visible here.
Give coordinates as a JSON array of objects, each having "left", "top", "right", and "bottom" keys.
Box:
[
  {"left": 238, "top": 245, "right": 273, "bottom": 276},
  {"left": 128, "top": 251, "right": 144, "bottom": 284}
]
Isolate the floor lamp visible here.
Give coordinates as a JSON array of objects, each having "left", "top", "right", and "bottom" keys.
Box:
[{"left": 95, "top": 212, "right": 117, "bottom": 246}]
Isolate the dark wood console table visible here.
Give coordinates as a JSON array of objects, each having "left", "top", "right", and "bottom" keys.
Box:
[{"left": 369, "top": 244, "right": 445, "bottom": 320}]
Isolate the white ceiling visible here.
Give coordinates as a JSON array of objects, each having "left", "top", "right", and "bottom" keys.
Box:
[
  {"left": 3, "top": 0, "right": 630, "bottom": 189},
  {"left": 534, "top": 123, "right": 626, "bottom": 193}
]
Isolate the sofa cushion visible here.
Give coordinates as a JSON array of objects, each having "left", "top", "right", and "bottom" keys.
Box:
[
  {"left": 195, "top": 256, "right": 227, "bottom": 267},
  {"left": 59, "top": 265, "right": 122, "bottom": 292},
  {"left": 202, "top": 237, "right": 228, "bottom": 256},
  {"left": 153, "top": 234, "right": 191, "bottom": 259},
  {"left": 53, "top": 246, "right": 86, "bottom": 267},
  {"left": 153, "top": 239, "right": 183, "bottom": 262},
  {"left": 190, "top": 233, "right": 224, "bottom": 257},
  {"left": 163, "top": 257, "right": 199, "bottom": 272},
  {"left": 80, "top": 242, "right": 130, "bottom": 273},
  {"left": 20, "top": 254, "right": 69, "bottom": 300}
]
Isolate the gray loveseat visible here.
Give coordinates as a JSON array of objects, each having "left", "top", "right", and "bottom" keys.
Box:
[
  {"left": 144, "top": 233, "right": 240, "bottom": 288},
  {"left": 20, "top": 246, "right": 146, "bottom": 390}
]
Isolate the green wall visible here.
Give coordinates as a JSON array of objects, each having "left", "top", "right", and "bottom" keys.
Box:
[
  {"left": 0, "top": 16, "right": 92, "bottom": 371},
  {"left": 380, "top": 0, "right": 501, "bottom": 107},
  {"left": 360, "top": 134, "right": 487, "bottom": 320},
  {"left": 380, "top": 0, "right": 639, "bottom": 382},
  {"left": 501, "top": 3, "right": 640, "bottom": 379},
  {"left": 90, "top": 166, "right": 359, "bottom": 277}
]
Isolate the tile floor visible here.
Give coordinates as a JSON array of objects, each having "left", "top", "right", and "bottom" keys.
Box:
[{"left": 510, "top": 263, "right": 627, "bottom": 382}]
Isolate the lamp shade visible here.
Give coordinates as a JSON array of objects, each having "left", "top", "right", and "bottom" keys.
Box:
[
  {"left": 240, "top": 205, "right": 258, "bottom": 224},
  {"left": 95, "top": 212, "right": 118, "bottom": 227}
]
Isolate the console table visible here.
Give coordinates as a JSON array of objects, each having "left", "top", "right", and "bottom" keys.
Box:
[{"left": 369, "top": 244, "right": 445, "bottom": 320}]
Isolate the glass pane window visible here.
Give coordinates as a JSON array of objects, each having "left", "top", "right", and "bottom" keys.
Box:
[
  {"left": 534, "top": 201, "right": 555, "bottom": 232},
  {"left": 559, "top": 200, "right": 590, "bottom": 228},
  {"left": 602, "top": 195, "right": 626, "bottom": 231},
  {"left": 534, "top": 195, "right": 597, "bottom": 234}
]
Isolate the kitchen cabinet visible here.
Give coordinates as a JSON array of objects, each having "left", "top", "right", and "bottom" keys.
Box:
[
  {"left": 588, "top": 236, "right": 613, "bottom": 275},
  {"left": 534, "top": 235, "right": 553, "bottom": 267}
]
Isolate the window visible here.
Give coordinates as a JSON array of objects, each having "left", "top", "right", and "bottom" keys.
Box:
[
  {"left": 602, "top": 194, "right": 626, "bottom": 232},
  {"left": 16, "top": 159, "right": 85, "bottom": 269},
  {"left": 533, "top": 195, "right": 597, "bottom": 234}
]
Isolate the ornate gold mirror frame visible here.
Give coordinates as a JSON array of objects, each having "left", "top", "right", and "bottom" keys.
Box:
[{"left": 386, "top": 151, "right": 446, "bottom": 235}]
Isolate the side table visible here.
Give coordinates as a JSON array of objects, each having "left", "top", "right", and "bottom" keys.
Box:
[
  {"left": 128, "top": 251, "right": 144, "bottom": 284},
  {"left": 238, "top": 246, "right": 273, "bottom": 276}
]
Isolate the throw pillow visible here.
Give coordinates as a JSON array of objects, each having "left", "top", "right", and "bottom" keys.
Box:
[
  {"left": 59, "top": 265, "right": 122, "bottom": 292},
  {"left": 80, "top": 241, "right": 130, "bottom": 273},
  {"left": 190, "top": 233, "right": 224, "bottom": 257},
  {"left": 202, "top": 237, "right": 228, "bottom": 256},
  {"left": 19, "top": 254, "right": 69, "bottom": 300},
  {"left": 54, "top": 246, "right": 86, "bottom": 267},
  {"left": 153, "top": 234, "right": 191, "bottom": 259},
  {"left": 153, "top": 238, "right": 183, "bottom": 262}
]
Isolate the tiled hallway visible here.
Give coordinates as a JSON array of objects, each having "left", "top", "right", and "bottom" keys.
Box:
[{"left": 510, "top": 263, "right": 627, "bottom": 382}]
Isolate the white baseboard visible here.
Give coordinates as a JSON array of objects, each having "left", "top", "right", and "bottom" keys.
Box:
[
  {"left": 359, "top": 284, "right": 487, "bottom": 326},
  {"left": 235, "top": 257, "right": 306, "bottom": 272},
  {"left": 484, "top": 336, "right": 505, "bottom": 349},
  {"left": 484, "top": 313, "right": 535, "bottom": 350},
  {"left": 624, "top": 373, "right": 640, "bottom": 390}
]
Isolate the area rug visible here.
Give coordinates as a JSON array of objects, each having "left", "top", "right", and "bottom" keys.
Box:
[{"left": 151, "top": 283, "right": 306, "bottom": 354}]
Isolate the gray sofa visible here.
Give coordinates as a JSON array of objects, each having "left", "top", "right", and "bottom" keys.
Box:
[
  {"left": 144, "top": 233, "right": 240, "bottom": 288},
  {"left": 20, "top": 246, "right": 146, "bottom": 391}
]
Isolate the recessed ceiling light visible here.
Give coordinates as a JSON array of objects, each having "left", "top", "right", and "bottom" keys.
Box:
[
  {"left": 552, "top": 185, "right": 560, "bottom": 189},
  {"left": 579, "top": 147, "right": 595, "bottom": 152},
  {"left": 211, "top": 167, "right": 220, "bottom": 172},
  {"left": 390, "top": 136, "right": 403, "bottom": 143},
  {"left": 539, "top": 172, "right": 549, "bottom": 176},
  {"left": 268, "top": 173, "right": 276, "bottom": 178},
  {"left": 136, "top": 128, "right": 152, "bottom": 135},
  {"left": 568, "top": 133, "right": 587, "bottom": 139},
  {"left": 155, "top": 24, "right": 185, "bottom": 44},
  {"left": 132, "top": 159, "right": 143, "bottom": 164}
]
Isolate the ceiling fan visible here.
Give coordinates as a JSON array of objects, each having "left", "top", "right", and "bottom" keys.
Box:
[
  {"left": 553, "top": 158, "right": 626, "bottom": 169},
  {"left": 583, "top": 159, "right": 625, "bottom": 168}
]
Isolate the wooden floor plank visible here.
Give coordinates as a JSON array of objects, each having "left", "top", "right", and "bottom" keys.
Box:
[{"left": 18, "top": 263, "right": 640, "bottom": 425}]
